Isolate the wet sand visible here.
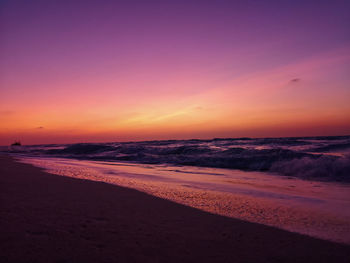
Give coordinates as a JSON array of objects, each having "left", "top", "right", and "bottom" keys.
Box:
[
  {"left": 22, "top": 157, "right": 350, "bottom": 244},
  {"left": 1, "top": 155, "right": 349, "bottom": 262}
]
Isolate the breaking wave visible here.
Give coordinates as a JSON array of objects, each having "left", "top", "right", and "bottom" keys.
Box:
[{"left": 2, "top": 135, "right": 350, "bottom": 182}]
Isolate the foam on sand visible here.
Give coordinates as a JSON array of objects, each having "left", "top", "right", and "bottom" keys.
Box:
[{"left": 20, "top": 156, "right": 350, "bottom": 244}]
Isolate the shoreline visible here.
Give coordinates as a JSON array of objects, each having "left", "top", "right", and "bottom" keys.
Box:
[
  {"left": 19, "top": 155, "right": 350, "bottom": 244},
  {"left": 1, "top": 155, "right": 349, "bottom": 262}
]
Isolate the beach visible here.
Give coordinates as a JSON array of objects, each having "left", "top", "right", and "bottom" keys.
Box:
[
  {"left": 2, "top": 0, "right": 350, "bottom": 261},
  {"left": 1, "top": 155, "right": 349, "bottom": 262},
  {"left": 19, "top": 155, "right": 350, "bottom": 244}
]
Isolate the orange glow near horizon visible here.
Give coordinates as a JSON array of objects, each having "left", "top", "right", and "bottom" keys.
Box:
[
  {"left": 1, "top": 48, "right": 350, "bottom": 145},
  {"left": 1, "top": 1, "right": 350, "bottom": 145}
]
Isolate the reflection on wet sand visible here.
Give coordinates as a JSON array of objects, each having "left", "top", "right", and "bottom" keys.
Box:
[{"left": 20, "top": 157, "right": 350, "bottom": 244}]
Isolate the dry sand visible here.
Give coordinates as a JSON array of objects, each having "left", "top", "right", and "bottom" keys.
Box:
[{"left": 0, "top": 155, "right": 349, "bottom": 262}]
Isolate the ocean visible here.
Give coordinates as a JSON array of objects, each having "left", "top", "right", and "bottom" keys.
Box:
[{"left": 2, "top": 135, "right": 350, "bottom": 182}]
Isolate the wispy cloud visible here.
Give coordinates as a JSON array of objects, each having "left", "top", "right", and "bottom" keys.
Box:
[{"left": 290, "top": 78, "right": 301, "bottom": 83}]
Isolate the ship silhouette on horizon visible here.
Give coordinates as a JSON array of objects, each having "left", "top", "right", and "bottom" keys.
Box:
[{"left": 11, "top": 141, "right": 21, "bottom": 146}]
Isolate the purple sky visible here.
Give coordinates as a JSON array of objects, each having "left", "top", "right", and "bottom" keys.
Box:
[{"left": 0, "top": 0, "right": 349, "bottom": 144}]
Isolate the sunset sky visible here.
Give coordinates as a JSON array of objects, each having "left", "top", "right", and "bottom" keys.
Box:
[{"left": 1, "top": 0, "right": 349, "bottom": 145}]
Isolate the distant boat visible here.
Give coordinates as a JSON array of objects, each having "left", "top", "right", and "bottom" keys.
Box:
[{"left": 11, "top": 141, "right": 21, "bottom": 146}]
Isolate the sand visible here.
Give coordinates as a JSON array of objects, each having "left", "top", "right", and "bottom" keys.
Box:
[
  {"left": 22, "top": 156, "right": 350, "bottom": 244},
  {"left": 0, "top": 155, "right": 349, "bottom": 262}
]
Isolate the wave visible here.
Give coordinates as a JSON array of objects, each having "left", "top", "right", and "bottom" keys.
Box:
[
  {"left": 309, "top": 142, "right": 350, "bottom": 152},
  {"left": 270, "top": 154, "right": 350, "bottom": 182},
  {"left": 2, "top": 135, "right": 350, "bottom": 182},
  {"left": 46, "top": 143, "right": 115, "bottom": 155}
]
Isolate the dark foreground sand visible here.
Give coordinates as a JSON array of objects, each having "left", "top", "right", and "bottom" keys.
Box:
[{"left": 1, "top": 156, "right": 349, "bottom": 263}]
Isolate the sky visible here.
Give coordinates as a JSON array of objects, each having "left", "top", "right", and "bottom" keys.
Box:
[{"left": 1, "top": 0, "right": 349, "bottom": 145}]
